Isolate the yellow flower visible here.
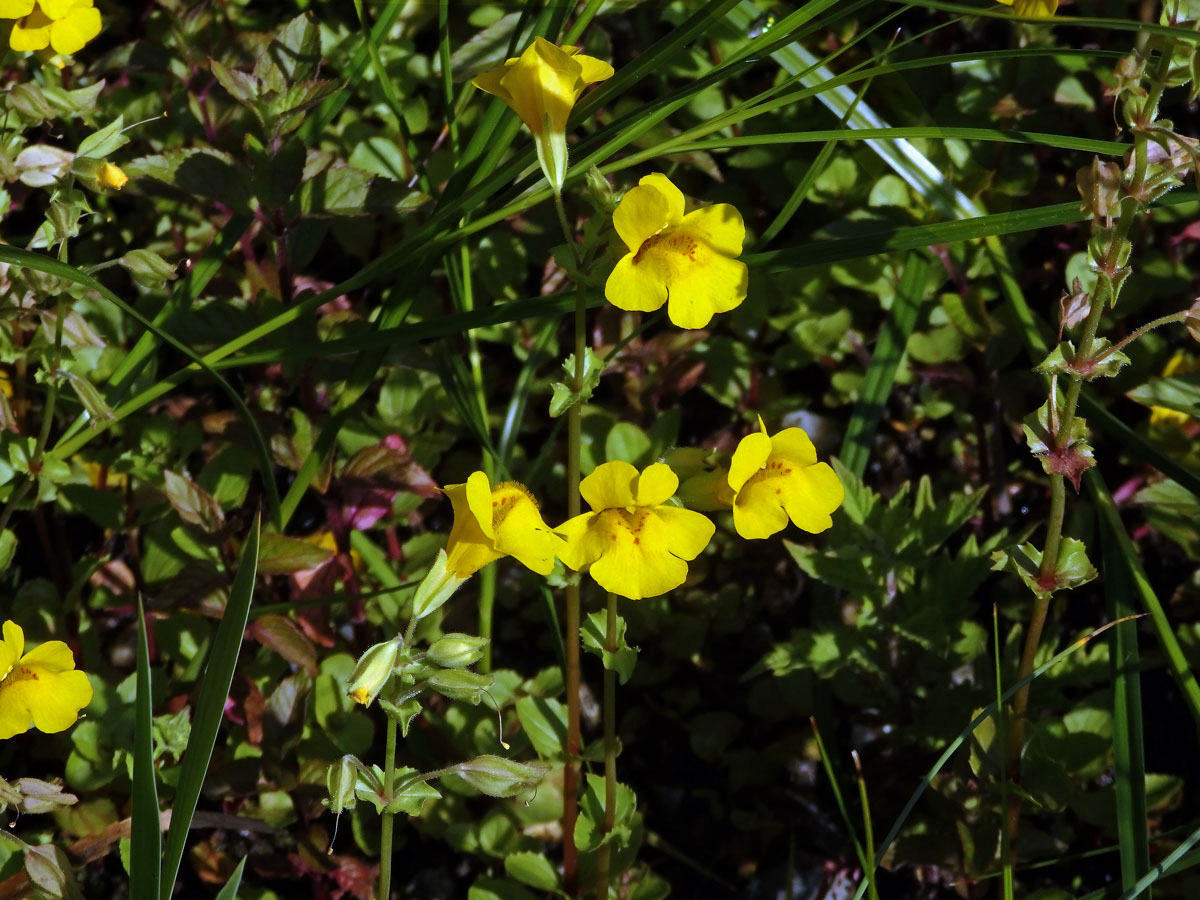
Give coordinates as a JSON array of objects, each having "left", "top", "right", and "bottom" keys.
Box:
[
  {"left": 98, "top": 161, "right": 128, "bottom": 190},
  {"left": 5, "top": 0, "right": 101, "bottom": 55},
  {"left": 994, "top": 0, "right": 1058, "bottom": 17},
  {"left": 605, "top": 173, "right": 749, "bottom": 330},
  {"left": 472, "top": 36, "right": 613, "bottom": 194},
  {"left": 0, "top": 620, "right": 92, "bottom": 739},
  {"left": 725, "top": 418, "right": 843, "bottom": 540},
  {"left": 1149, "top": 350, "right": 1198, "bottom": 428},
  {"left": 443, "top": 471, "right": 563, "bottom": 579},
  {"left": 558, "top": 461, "right": 714, "bottom": 600}
]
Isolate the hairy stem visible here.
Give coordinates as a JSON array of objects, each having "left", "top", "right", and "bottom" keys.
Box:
[
  {"left": 377, "top": 715, "right": 398, "bottom": 900},
  {"left": 594, "top": 592, "right": 619, "bottom": 900}
]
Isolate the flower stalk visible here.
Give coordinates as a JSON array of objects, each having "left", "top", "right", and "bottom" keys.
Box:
[
  {"left": 377, "top": 714, "right": 398, "bottom": 900},
  {"left": 594, "top": 591, "right": 620, "bottom": 900}
]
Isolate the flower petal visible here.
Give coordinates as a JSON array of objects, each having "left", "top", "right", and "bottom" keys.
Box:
[
  {"left": 574, "top": 53, "right": 615, "bottom": 87},
  {"left": 731, "top": 479, "right": 790, "bottom": 540},
  {"left": 638, "top": 174, "right": 685, "bottom": 224},
  {"left": 19, "top": 638, "right": 77, "bottom": 672},
  {"left": 587, "top": 509, "right": 688, "bottom": 599},
  {"left": 580, "top": 460, "right": 638, "bottom": 511},
  {"left": 633, "top": 462, "right": 678, "bottom": 507},
  {"left": 465, "top": 470, "right": 496, "bottom": 540},
  {"left": 654, "top": 506, "right": 715, "bottom": 560},
  {"left": 727, "top": 432, "right": 771, "bottom": 493},
  {"left": 0, "top": 665, "right": 92, "bottom": 737},
  {"left": 612, "top": 179, "right": 674, "bottom": 253},
  {"left": 605, "top": 252, "right": 668, "bottom": 313},
  {"left": 679, "top": 203, "right": 745, "bottom": 257},
  {"left": 0, "top": 0, "right": 34, "bottom": 16},
  {"left": 769, "top": 427, "right": 818, "bottom": 467},
  {"left": 1, "top": 621, "right": 24, "bottom": 661},
  {"left": 498, "top": 36, "right": 583, "bottom": 136},
  {"left": 37, "top": 0, "right": 75, "bottom": 16},
  {"left": 10, "top": 9, "right": 51, "bottom": 51},
  {"left": 49, "top": 4, "right": 99, "bottom": 54},
  {"left": 663, "top": 244, "right": 748, "bottom": 329},
  {"left": 557, "top": 511, "right": 606, "bottom": 572},
  {"left": 444, "top": 478, "right": 500, "bottom": 578},
  {"left": 472, "top": 62, "right": 515, "bottom": 104},
  {"left": 493, "top": 484, "right": 562, "bottom": 575},
  {"left": 780, "top": 462, "right": 844, "bottom": 534}
]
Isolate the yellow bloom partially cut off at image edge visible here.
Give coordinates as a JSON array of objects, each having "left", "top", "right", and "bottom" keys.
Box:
[
  {"left": 472, "top": 36, "right": 614, "bottom": 194},
  {"left": 0, "top": 620, "right": 92, "bottom": 739},
  {"left": 606, "top": 173, "right": 748, "bottom": 330},
  {"left": 994, "top": 0, "right": 1058, "bottom": 18},
  {"left": 3, "top": 0, "right": 102, "bottom": 55},
  {"left": 443, "top": 471, "right": 564, "bottom": 579},
  {"left": 558, "top": 461, "right": 715, "bottom": 600},
  {"left": 726, "top": 418, "right": 844, "bottom": 540}
]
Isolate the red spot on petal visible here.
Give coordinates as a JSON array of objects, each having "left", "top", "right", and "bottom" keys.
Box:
[{"left": 634, "top": 538, "right": 640, "bottom": 545}]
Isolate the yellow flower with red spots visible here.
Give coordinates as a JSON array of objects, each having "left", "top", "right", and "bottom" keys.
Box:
[
  {"left": 0, "top": 621, "right": 92, "bottom": 739},
  {"left": 725, "top": 418, "right": 843, "bottom": 540},
  {"left": 605, "top": 173, "right": 748, "bottom": 330},
  {"left": 1, "top": 0, "right": 102, "bottom": 55},
  {"left": 558, "top": 461, "right": 714, "bottom": 600},
  {"left": 443, "top": 471, "right": 564, "bottom": 579}
]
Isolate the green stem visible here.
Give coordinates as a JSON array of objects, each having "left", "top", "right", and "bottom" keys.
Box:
[
  {"left": 594, "top": 592, "right": 619, "bottom": 900},
  {"left": 1091, "top": 310, "right": 1188, "bottom": 365},
  {"left": 378, "top": 715, "right": 398, "bottom": 900},
  {"left": 554, "top": 190, "right": 587, "bottom": 895}
]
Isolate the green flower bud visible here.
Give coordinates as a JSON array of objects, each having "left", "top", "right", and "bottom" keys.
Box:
[
  {"left": 426, "top": 668, "right": 494, "bottom": 704},
  {"left": 411, "top": 549, "right": 469, "bottom": 622},
  {"left": 426, "top": 633, "right": 489, "bottom": 669},
  {"left": 346, "top": 637, "right": 403, "bottom": 707},
  {"left": 325, "top": 754, "right": 374, "bottom": 814},
  {"left": 451, "top": 755, "right": 549, "bottom": 798}
]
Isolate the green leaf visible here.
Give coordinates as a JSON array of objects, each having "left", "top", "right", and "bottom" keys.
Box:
[
  {"left": 575, "top": 773, "right": 636, "bottom": 852},
  {"left": 990, "top": 537, "right": 1098, "bottom": 600},
  {"left": 76, "top": 116, "right": 128, "bottom": 159},
  {"left": 383, "top": 768, "right": 441, "bottom": 816},
  {"left": 514, "top": 696, "right": 568, "bottom": 760},
  {"left": 256, "top": 532, "right": 333, "bottom": 575},
  {"left": 1127, "top": 372, "right": 1200, "bottom": 418},
  {"left": 267, "top": 13, "right": 322, "bottom": 84},
  {"left": 131, "top": 601, "right": 161, "bottom": 900},
  {"left": 580, "top": 611, "right": 638, "bottom": 685},
  {"left": 0, "top": 530, "right": 15, "bottom": 575},
  {"left": 119, "top": 250, "right": 178, "bottom": 289},
  {"left": 503, "top": 852, "right": 560, "bottom": 892},
  {"left": 1022, "top": 400, "right": 1095, "bottom": 490},
  {"left": 549, "top": 349, "right": 604, "bottom": 418},
  {"left": 1035, "top": 339, "right": 1130, "bottom": 380},
  {"left": 159, "top": 514, "right": 259, "bottom": 900},
  {"left": 163, "top": 470, "right": 225, "bottom": 534},
  {"left": 468, "top": 877, "right": 540, "bottom": 900}
]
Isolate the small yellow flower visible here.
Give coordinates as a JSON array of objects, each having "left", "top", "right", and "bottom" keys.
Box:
[
  {"left": 0, "top": 620, "right": 93, "bottom": 739},
  {"left": 558, "top": 461, "right": 714, "bottom": 600},
  {"left": 443, "top": 471, "right": 563, "bottom": 579},
  {"left": 605, "top": 173, "right": 748, "bottom": 330},
  {"left": 725, "top": 418, "right": 843, "bottom": 540},
  {"left": 994, "top": 0, "right": 1058, "bottom": 17},
  {"left": 5, "top": 0, "right": 101, "bottom": 55},
  {"left": 472, "top": 36, "right": 613, "bottom": 194},
  {"left": 98, "top": 161, "right": 128, "bottom": 191}
]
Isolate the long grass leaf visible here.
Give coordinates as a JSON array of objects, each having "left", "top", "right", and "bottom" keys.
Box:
[
  {"left": 159, "top": 513, "right": 261, "bottom": 900},
  {"left": 840, "top": 252, "right": 930, "bottom": 478},
  {"left": 850, "top": 615, "right": 1140, "bottom": 900},
  {"left": 213, "top": 858, "right": 247, "bottom": 900},
  {"left": 810, "top": 719, "right": 871, "bottom": 877},
  {"left": 1113, "top": 820, "right": 1200, "bottom": 900},
  {"left": 1096, "top": 476, "right": 1151, "bottom": 894},
  {"left": 1088, "top": 470, "right": 1200, "bottom": 737},
  {"left": 131, "top": 599, "right": 161, "bottom": 900}
]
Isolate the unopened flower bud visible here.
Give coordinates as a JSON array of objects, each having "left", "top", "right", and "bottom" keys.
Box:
[
  {"left": 585, "top": 164, "right": 617, "bottom": 213},
  {"left": 451, "top": 755, "right": 549, "bottom": 798},
  {"left": 426, "top": 633, "right": 489, "bottom": 669},
  {"left": 326, "top": 754, "right": 372, "bottom": 814},
  {"left": 346, "top": 638, "right": 403, "bottom": 707},
  {"left": 411, "top": 548, "right": 469, "bottom": 622},
  {"left": 426, "top": 668, "right": 494, "bottom": 704},
  {"left": 1186, "top": 298, "right": 1200, "bottom": 344},
  {"left": 98, "top": 162, "right": 128, "bottom": 191}
]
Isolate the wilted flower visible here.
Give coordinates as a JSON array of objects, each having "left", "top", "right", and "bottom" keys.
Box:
[
  {"left": 725, "top": 418, "right": 843, "bottom": 540},
  {"left": 98, "top": 162, "right": 128, "bottom": 191},
  {"left": 443, "top": 471, "right": 563, "bottom": 579},
  {"left": 472, "top": 36, "right": 614, "bottom": 194},
  {"left": 558, "top": 460, "right": 714, "bottom": 600},
  {"left": 346, "top": 638, "right": 403, "bottom": 707},
  {"left": 605, "top": 173, "right": 748, "bottom": 330},
  {"left": 0, "top": 621, "right": 92, "bottom": 739},
  {"left": 994, "top": 0, "right": 1058, "bottom": 17},
  {"left": 2, "top": 0, "right": 102, "bottom": 55}
]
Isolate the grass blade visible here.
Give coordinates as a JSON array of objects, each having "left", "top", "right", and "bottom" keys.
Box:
[
  {"left": 840, "top": 251, "right": 931, "bottom": 478},
  {"left": 1096, "top": 476, "right": 1151, "bottom": 895},
  {"left": 213, "top": 858, "right": 247, "bottom": 900},
  {"left": 850, "top": 614, "right": 1140, "bottom": 900},
  {"left": 809, "top": 719, "right": 872, "bottom": 879},
  {"left": 131, "top": 599, "right": 161, "bottom": 900},
  {"left": 159, "top": 513, "right": 261, "bottom": 900},
  {"left": 1113, "top": 820, "right": 1200, "bottom": 900}
]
